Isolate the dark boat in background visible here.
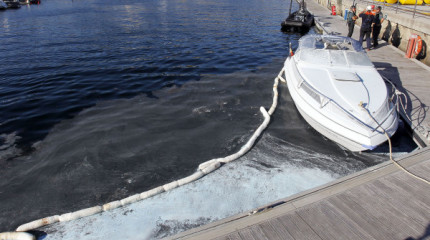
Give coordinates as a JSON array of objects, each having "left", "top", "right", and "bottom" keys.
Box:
[
  {"left": 4, "top": 0, "right": 21, "bottom": 8},
  {"left": 281, "top": 0, "right": 314, "bottom": 32},
  {"left": 0, "top": 0, "right": 8, "bottom": 10}
]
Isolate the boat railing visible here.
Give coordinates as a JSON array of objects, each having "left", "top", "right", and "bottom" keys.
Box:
[{"left": 291, "top": 61, "right": 398, "bottom": 133}]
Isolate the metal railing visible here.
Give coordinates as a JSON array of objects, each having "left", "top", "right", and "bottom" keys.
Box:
[{"left": 355, "top": 0, "right": 430, "bottom": 19}]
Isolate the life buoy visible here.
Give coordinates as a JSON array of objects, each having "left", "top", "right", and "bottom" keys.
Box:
[{"left": 414, "top": 35, "right": 423, "bottom": 56}]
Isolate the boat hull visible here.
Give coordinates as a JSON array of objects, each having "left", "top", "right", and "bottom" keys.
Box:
[
  {"left": 284, "top": 56, "right": 398, "bottom": 152},
  {"left": 293, "top": 96, "right": 398, "bottom": 151}
]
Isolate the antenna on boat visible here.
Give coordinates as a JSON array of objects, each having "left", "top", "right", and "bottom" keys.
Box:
[{"left": 288, "top": 0, "right": 293, "bottom": 16}]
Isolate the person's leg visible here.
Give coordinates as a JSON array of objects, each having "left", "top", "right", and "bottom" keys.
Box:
[
  {"left": 373, "top": 26, "right": 381, "bottom": 47},
  {"left": 365, "top": 29, "right": 371, "bottom": 49},
  {"left": 348, "top": 22, "right": 355, "bottom": 38},
  {"left": 359, "top": 28, "right": 364, "bottom": 45}
]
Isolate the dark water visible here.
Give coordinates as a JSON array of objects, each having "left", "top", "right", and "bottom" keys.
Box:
[
  {"left": 0, "top": 0, "right": 416, "bottom": 234},
  {"left": 0, "top": 0, "right": 293, "bottom": 148}
]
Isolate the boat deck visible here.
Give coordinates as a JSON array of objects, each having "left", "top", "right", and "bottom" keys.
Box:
[
  {"left": 170, "top": 147, "right": 430, "bottom": 240},
  {"left": 308, "top": 0, "right": 430, "bottom": 147}
]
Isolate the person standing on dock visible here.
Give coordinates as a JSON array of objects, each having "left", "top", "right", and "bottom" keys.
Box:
[
  {"left": 346, "top": 5, "right": 358, "bottom": 38},
  {"left": 372, "top": 6, "right": 385, "bottom": 48},
  {"left": 358, "top": 6, "right": 375, "bottom": 51}
]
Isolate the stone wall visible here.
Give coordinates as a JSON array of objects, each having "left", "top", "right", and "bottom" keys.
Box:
[{"left": 312, "top": 0, "right": 429, "bottom": 65}]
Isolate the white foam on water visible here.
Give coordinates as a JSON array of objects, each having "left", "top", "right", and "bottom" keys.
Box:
[{"left": 41, "top": 137, "right": 336, "bottom": 240}]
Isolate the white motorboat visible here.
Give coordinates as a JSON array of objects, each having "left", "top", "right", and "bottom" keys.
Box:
[{"left": 283, "top": 34, "right": 399, "bottom": 151}]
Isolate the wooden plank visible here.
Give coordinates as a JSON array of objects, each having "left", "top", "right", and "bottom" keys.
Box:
[
  {"left": 276, "top": 212, "right": 322, "bottom": 240},
  {"left": 226, "top": 232, "right": 242, "bottom": 240},
  {"left": 237, "top": 227, "right": 257, "bottom": 240},
  {"left": 391, "top": 172, "right": 430, "bottom": 205},
  {"left": 343, "top": 183, "right": 423, "bottom": 239},
  {"left": 371, "top": 177, "right": 430, "bottom": 227},
  {"left": 343, "top": 185, "right": 409, "bottom": 239},
  {"left": 322, "top": 201, "right": 377, "bottom": 240},
  {"left": 256, "top": 220, "right": 290, "bottom": 240},
  {"left": 295, "top": 200, "right": 367, "bottom": 240},
  {"left": 212, "top": 235, "right": 230, "bottom": 240},
  {"left": 266, "top": 217, "right": 296, "bottom": 240},
  {"left": 366, "top": 179, "right": 427, "bottom": 238},
  {"left": 330, "top": 194, "right": 389, "bottom": 240},
  {"left": 248, "top": 225, "right": 270, "bottom": 240},
  {"left": 406, "top": 161, "right": 430, "bottom": 184}
]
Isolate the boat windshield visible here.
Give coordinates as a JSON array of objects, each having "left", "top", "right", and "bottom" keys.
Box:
[
  {"left": 298, "top": 49, "right": 373, "bottom": 67},
  {"left": 297, "top": 35, "right": 373, "bottom": 67},
  {"left": 298, "top": 34, "right": 363, "bottom": 51}
]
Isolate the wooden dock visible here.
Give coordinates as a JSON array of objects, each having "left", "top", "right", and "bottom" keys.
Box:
[
  {"left": 169, "top": 1, "right": 430, "bottom": 239},
  {"left": 170, "top": 148, "right": 430, "bottom": 240}
]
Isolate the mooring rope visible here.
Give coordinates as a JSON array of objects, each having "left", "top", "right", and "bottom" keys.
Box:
[
  {"left": 9, "top": 69, "right": 286, "bottom": 234},
  {"left": 359, "top": 102, "right": 430, "bottom": 185}
]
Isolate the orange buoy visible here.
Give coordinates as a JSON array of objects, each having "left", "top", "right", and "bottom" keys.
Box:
[{"left": 414, "top": 35, "right": 423, "bottom": 56}]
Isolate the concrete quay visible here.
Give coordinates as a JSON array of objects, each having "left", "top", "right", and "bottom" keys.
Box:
[{"left": 314, "top": 0, "right": 430, "bottom": 66}]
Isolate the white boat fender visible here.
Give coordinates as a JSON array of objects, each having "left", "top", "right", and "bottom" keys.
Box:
[
  {"left": 0, "top": 232, "right": 35, "bottom": 240},
  {"left": 16, "top": 215, "right": 59, "bottom": 232}
]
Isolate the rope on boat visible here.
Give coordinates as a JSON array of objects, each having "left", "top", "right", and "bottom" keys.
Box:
[
  {"left": 359, "top": 102, "right": 430, "bottom": 185},
  {"left": 382, "top": 75, "right": 413, "bottom": 124},
  {"left": 11, "top": 69, "right": 286, "bottom": 233}
]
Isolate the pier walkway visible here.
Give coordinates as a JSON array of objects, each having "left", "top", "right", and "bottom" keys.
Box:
[
  {"left": 170, "top": 147, "right": 430, "bottom": 240},
  {"left": 170, "top": 1, "right": 430, "bottom": 239},
  {"left": 307, "top": 0, "right": 430, "bottom": 146}
]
